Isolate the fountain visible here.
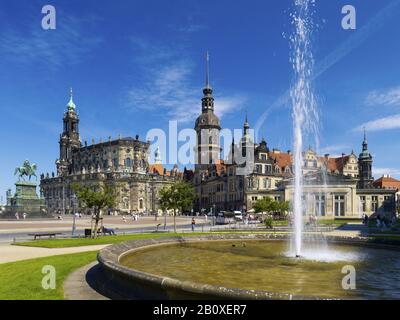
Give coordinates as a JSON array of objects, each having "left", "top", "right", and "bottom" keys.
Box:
[
  {"left": 290, "top": 0, "right": 320, "bottom": 258},
  {"left": 93, "top": 0, "right": 400, "bottom": 300}
]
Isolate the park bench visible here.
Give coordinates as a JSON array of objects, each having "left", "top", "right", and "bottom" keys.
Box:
[{"left": 28, "top": 232, "right": 63, "bottom": 240}]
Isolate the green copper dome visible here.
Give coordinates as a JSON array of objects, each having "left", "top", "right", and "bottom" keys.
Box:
[{"left": 66, "top": 88, "right": 76, "bottom": 111}]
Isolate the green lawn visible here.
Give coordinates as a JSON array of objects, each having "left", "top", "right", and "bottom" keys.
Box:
[{"left": 0, "top": 251, "right": 97, "bottom": 300}]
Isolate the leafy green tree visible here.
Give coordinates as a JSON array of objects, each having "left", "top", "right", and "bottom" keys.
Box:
[
  {"left": 253, "top": 198, "right": 290, "bottom": 222},
  {"left": 253, "top": 197, "right": 274, "bottom": 214},
  {"left": 278, "top": 201, "right": 290, "bottom": 218},
  {"left": 159, "top": 181, "right": 196, "bottom": 233},
  {"left": 72, "top": 183, "right": 116, "bottom": 238}
]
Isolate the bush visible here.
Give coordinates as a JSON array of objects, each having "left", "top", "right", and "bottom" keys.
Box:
[{"left": 265, "top": 217, "right": 273, "bottom": 229}]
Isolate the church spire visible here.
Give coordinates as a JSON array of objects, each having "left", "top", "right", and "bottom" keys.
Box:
[
  {"left": 66, "top": 88, "right": 76, "bottom": 112},
  {"left": 362, "top": 127, "right": 368, "bottom": 151},
  {"left": 201, "top": 52, "right": 214, "bottom": 112},
  {"left": 244, "top": 112, "right": 250, "bottom": 134},
  {"left": 205, "top": 51, "right": 210, "bottom": 89}
]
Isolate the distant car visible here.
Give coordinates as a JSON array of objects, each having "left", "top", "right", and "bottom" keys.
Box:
[
  {"left": 216, "top": 212, "right": 235, "bottom": 225},
  {"left": 233, "top": 211, "right": 243, "bottom": 221}
]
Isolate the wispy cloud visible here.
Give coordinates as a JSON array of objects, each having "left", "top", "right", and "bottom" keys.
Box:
[
  {"left": 366, "top": 86, "right": 400, "bottom": 107},
  {"left": 373, "top": 167, "right": 400, "bottom": 177},
  {"left": 0, "top": 15, "right": 102, "bottom": 69},
  {"left": 126, "top": 39, "right": 246, "bottom": 123},
  {"left": 319, "top": 144, "right": 350, "bottom": 156},
  {"left": 178, "top": 24, "right": 208, "bottom": 33},
  {"left": 354, "top": 114, "right": 400, "bottom": 132}
]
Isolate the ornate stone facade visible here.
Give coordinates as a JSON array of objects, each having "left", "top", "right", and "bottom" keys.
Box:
[
  {"left": 192, "top": 59, "right": 396, "bottom": 218},
  {"left": 40, "top": 91, "right": 182, "bottom": 215}
]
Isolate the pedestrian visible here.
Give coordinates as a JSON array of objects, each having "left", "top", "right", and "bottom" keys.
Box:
[
  {"left": 122, "top": 215, "right": 127, "bottom": 223},
  {"left": 23, "top": 212, "right": 27, "bottom": 220},
  {"left": 376, "top": 214, "right": 381, "bottom": 228},
  {"left": 205, "top": 214, "right": 208, "bottom": 223},
  {"left": 191, "top": 217, "right": 196, "bottom": 232},
  {"left": 15, "top": 212, "right": 20, "bottom": 220}
]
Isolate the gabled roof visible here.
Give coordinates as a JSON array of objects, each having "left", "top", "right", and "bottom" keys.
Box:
[
  {"left": 268, "top": 152, "right": 292, "bottom": 170},
  {"left": 373, "top": 176, "right": 400, "bottom": 190}
]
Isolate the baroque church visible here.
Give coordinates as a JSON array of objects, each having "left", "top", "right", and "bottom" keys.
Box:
[
  {"left": 40, "top": 90, "right": 183, "bottom": 215},
  {"left": 192, "top": 57, "right": 397, "bottom": 218}
]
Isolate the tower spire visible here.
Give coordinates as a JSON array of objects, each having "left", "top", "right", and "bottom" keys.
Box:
[
  {"left": 205, "top": 51, "right": 210, "bottom": 89},
  {"left": 67, "top": 87, "right": 76, "bottom": 112},
  {"left": 363, "top": 127, "right": 368, "bottom": 151}
]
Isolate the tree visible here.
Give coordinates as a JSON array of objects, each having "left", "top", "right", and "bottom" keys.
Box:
[
  {"left": 72, "top": 183, "right": 116, "bottom": 238},
  {"left": 278, "top": 201, "right": 290, "bottom": 218},
  {"left": 253, "top": 198, "right": 290, "bottom": 220},
  {"left": 159, "top": 181, "right": 196, "bottom": 233},
  {"left": 253, "top": 197, "right": 274, "bottom": 214}
]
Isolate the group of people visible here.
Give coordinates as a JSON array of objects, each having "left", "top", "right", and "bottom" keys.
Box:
[
  {"left": 121, "top": 213, "right": 140, "bottom": 223},
  {"left": 363, "top": 213, "right": 398, "bottom": 229},
  {"left": 14, "top": 212, "right": 27, "bottom": 220}
]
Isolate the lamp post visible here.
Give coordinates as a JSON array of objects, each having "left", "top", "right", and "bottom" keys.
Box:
[{"left": 71, "top": 193, "right": 77, "bottom": 236}]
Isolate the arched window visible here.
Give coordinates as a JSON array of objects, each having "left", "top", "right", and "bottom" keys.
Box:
[
  {"left": 125, "top": 158, "right": 132, "bottom": 167},
  {"left": 139, "top": 199, "right": 144, "bottom": 210}
]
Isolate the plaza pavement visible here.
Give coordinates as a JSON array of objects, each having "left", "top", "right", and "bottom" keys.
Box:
[
  {"left": 0, "top": 243, "right": 110, "bottom": 264},
  {"left": 0, "top": 216, "right": 192, "bottom": 234}
]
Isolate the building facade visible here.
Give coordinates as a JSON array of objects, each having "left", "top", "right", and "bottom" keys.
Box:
[
  {"left": 40, "top": 90, "right": 182, "bottom": 215},
  {"left": 191, "top": 61, "right": 396, "bottom": 219}
]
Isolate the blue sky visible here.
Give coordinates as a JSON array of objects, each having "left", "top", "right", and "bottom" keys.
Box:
[{"left": 1, "top": 0, "right": 400, "bottom": 202}]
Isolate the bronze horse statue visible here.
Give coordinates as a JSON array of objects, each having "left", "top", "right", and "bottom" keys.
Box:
[{"left": 15, "top": 160, "right": 37, "bottom": 181}]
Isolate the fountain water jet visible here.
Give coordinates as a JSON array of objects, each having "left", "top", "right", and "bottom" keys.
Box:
[{"left": 290, "top": 0, "right": 319, "bottom": 257}]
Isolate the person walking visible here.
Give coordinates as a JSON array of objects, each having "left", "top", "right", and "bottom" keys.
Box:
[{"left": 191, "top": 218, "right": 196, "bottom": 232}]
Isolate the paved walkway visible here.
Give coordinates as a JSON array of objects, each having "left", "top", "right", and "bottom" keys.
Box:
[
  {"left": 0, "top": 243, "right": 109, "bottom": 264},
  {"left": 0, "top": 216, "right": 192, "bottom": 234},
  {"left": 64, "top": 262, "right": 109, "bottom": 300}
]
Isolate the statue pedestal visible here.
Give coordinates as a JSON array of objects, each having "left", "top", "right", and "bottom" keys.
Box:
[{"left": 2, "top": 181, "right": 46, "bottom": 217}]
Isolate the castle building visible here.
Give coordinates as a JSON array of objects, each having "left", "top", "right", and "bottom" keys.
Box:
[
  {"left": 191, "top": 58, "right": 396, "bottom": 218},
  {"left": 40, "top": 90, "right": 182, "bottom": 215}
]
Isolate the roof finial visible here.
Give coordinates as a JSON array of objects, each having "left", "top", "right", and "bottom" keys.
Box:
[
  {"left": 67, "top": 87, "right": 76, "bottom": 111},
  {"left": 205, "top": 51, "right": 210, "bottom": 89}
]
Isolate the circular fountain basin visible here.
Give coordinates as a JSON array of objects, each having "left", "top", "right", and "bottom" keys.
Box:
[{"left": 96, "top": 234, "right": 400, "bottom": 300}]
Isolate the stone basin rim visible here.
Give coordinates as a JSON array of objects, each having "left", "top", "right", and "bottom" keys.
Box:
[{"left": 97, "top": 233, "right": 400, "bottom": 300}]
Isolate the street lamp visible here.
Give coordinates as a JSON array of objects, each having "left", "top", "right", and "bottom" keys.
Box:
[{"left": 71, "top": 193, "right": 77, "bottom": 236}]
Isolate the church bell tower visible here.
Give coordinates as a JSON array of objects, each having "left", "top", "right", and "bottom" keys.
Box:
[
  {"left": 56, "top": 88, "right": 81, "bottom": 176},
  {"left": 194, "top": 52, "right": 221, "bottom": 172},
  {"left": 358, "top": 129, "right": 373, "bottom": 189}
]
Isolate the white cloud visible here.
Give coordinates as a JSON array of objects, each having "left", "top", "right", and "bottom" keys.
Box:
[
  {"left": 366, "top": 86, "right": 400, "bottom": 107},
  {"left": 178, "top": 24, "right": 208, "bottom": 33},
  {"left": 318, "top": 144, "right": 350, "bottom": 156},
  {"left": 0, "top": 16, "right": 102, "bottom": 69},
  {"left": 126, "top": 39, "right": 246, "bottom": 123},
  {"left": 354, "top": 114, "right": 400, "bottom": 132},
  {"left": 373, "top": 167, "right": 400, "bottom": 178}
]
